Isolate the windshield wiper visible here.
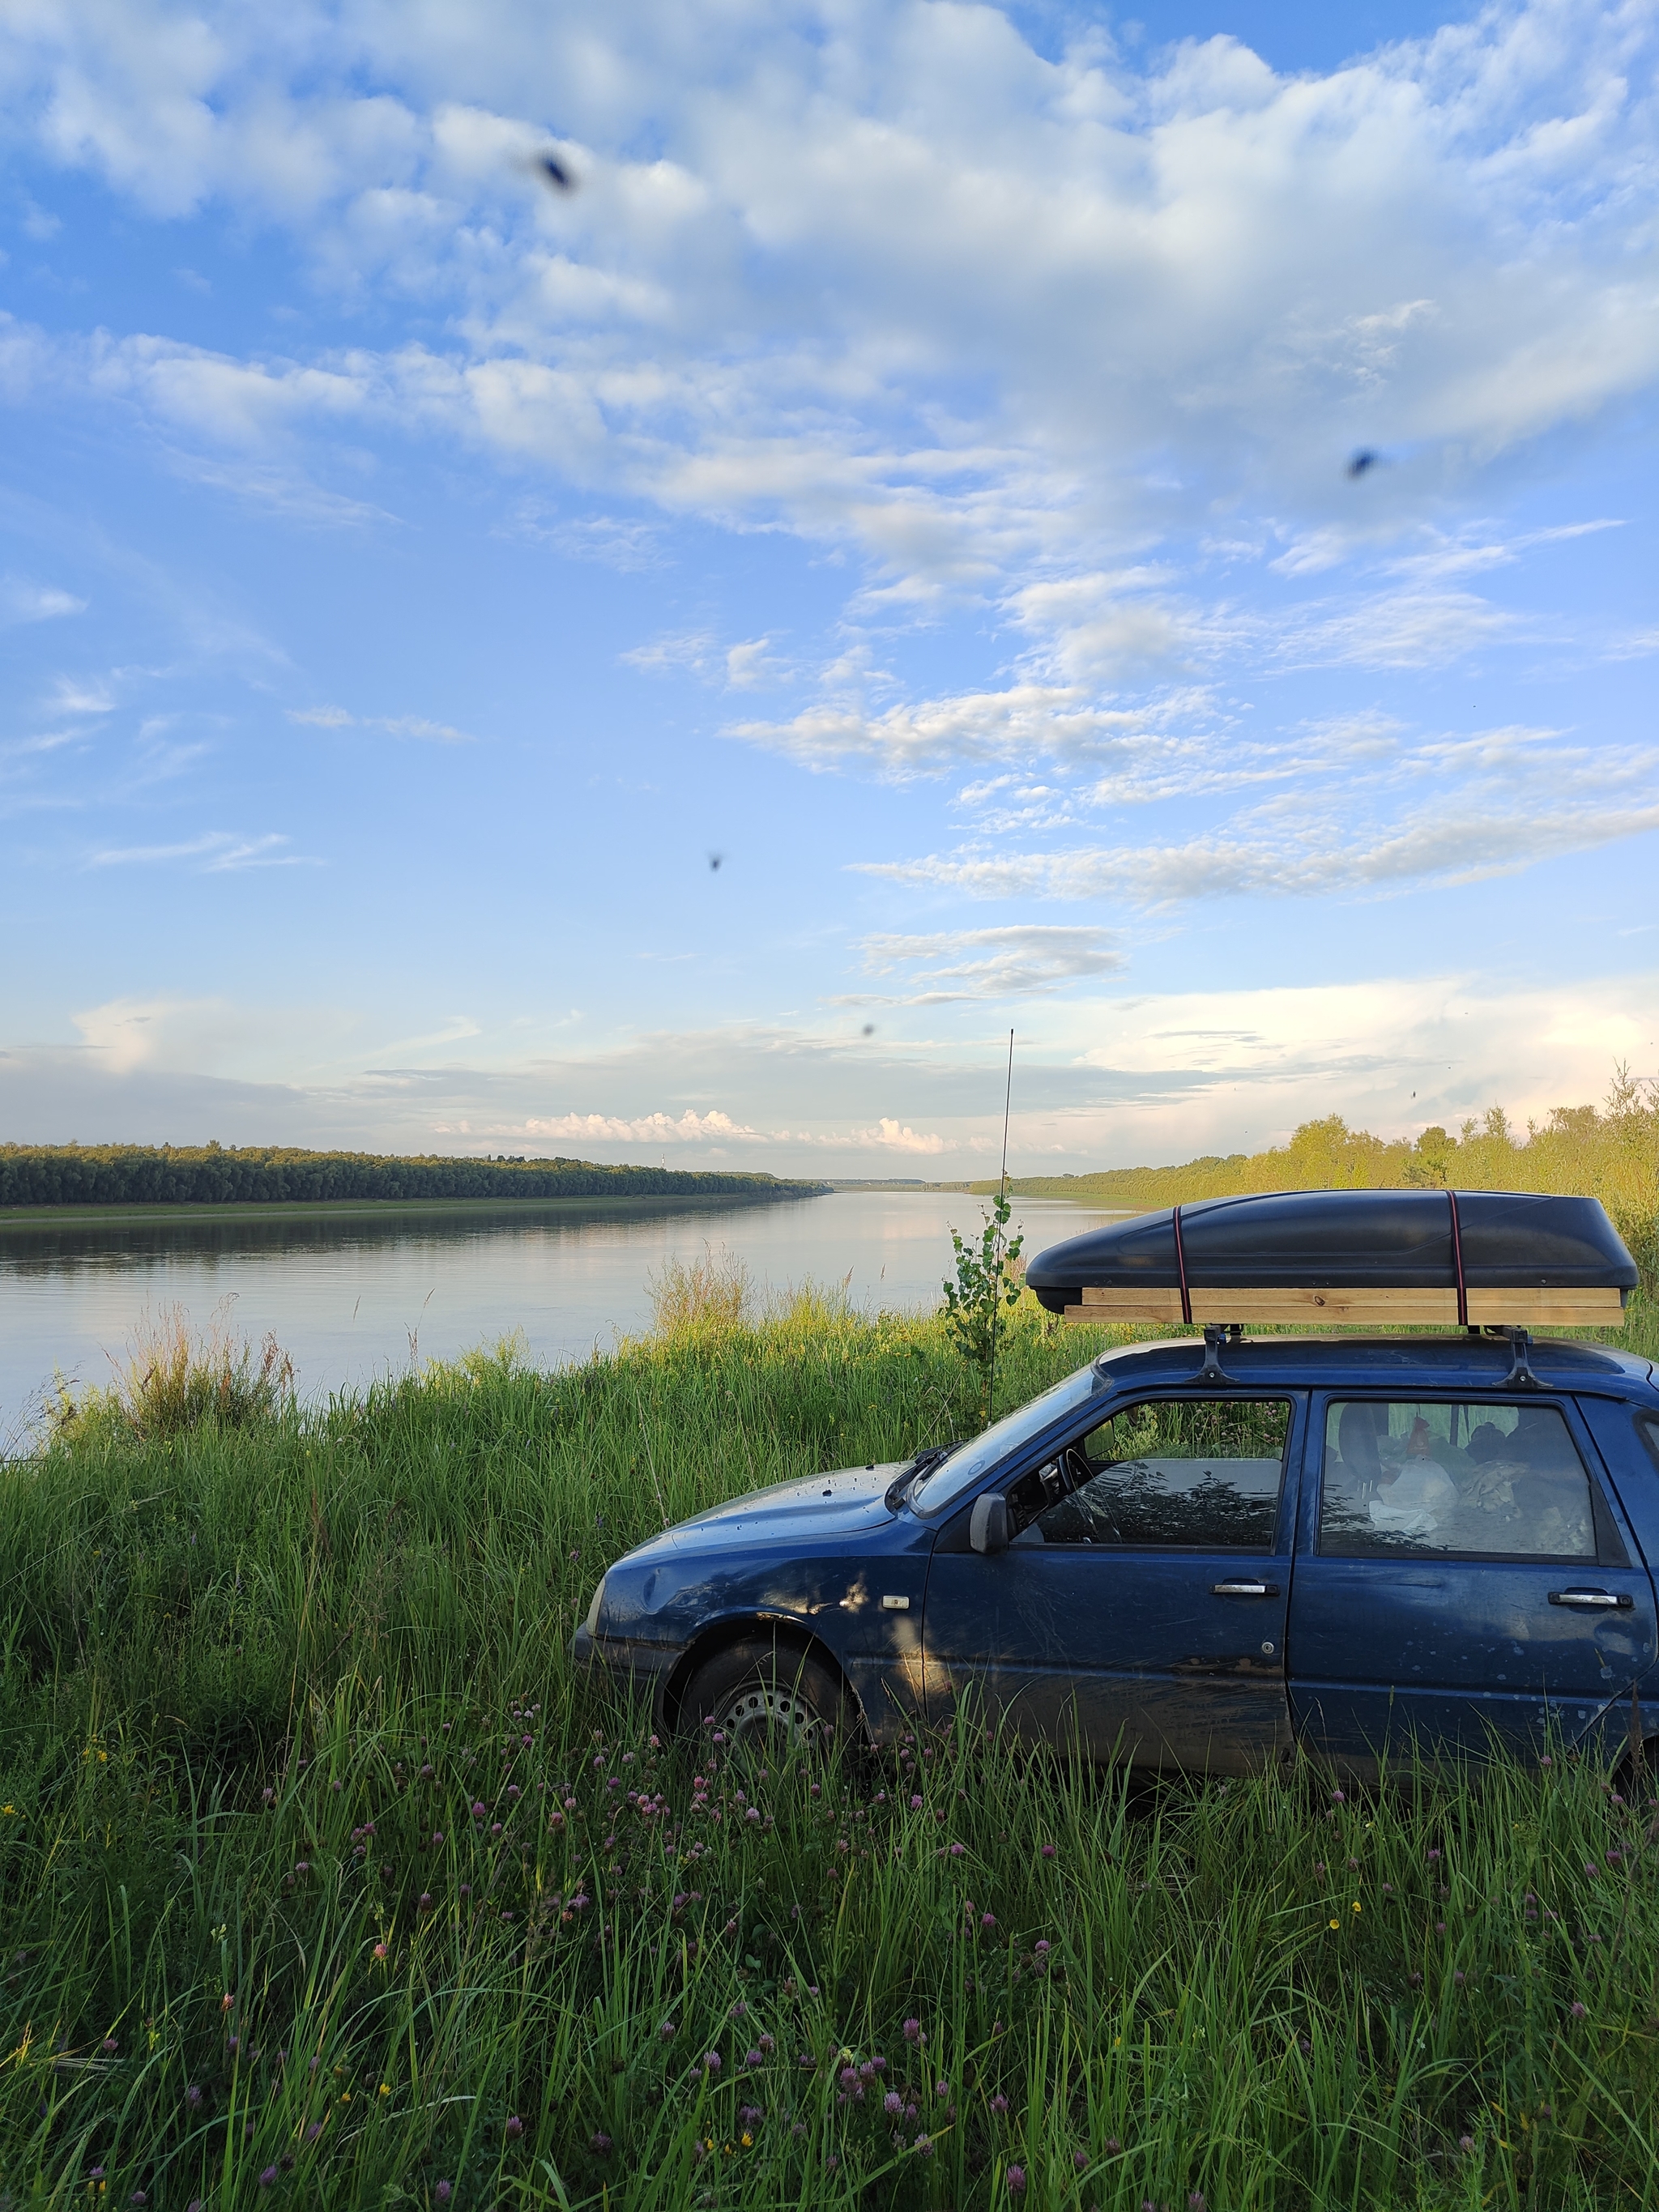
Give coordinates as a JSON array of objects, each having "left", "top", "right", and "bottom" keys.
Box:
[{"left": 887, "top": 1439, "right": 962, "bottom": 1511}]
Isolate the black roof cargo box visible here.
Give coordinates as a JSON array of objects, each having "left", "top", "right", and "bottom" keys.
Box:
[{"left": 1026, "top": 1189, "right": 1637, "bottom": 1330}]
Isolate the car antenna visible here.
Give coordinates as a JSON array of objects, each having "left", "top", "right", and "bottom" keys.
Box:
[{"left": 987, "top": 1028, "right": 1014, "bottom": 1427}]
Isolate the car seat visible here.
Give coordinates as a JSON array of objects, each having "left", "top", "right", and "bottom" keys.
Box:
[{"left": 1337, "top": 1400, "right": 1384, "bottom": 1490}]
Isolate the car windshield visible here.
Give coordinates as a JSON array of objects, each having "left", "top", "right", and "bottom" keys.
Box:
[{"left": 908, "top": 1366, "right": 1107, "bottom": 1517}]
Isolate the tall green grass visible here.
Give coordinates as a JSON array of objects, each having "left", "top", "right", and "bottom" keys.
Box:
[
  {"left": 2, "top": 1293, "right": 1657, "bottom": 2209},
  {"left": 46, "top": 1306, "right": 297, "bottom": 1449}
]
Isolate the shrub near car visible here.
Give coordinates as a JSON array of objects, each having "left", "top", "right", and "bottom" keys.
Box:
[{"left": 574, "top": 1191, "right": 1659, "bottom": 1776}]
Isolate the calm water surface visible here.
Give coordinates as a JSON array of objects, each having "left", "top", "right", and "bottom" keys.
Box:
[{"left": 0, "top": 1190, "right": 1122, "bottom": 1445}]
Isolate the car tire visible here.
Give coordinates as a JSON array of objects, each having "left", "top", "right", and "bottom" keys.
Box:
[{"left": 679, "top": 1635, "right": 853, "bottom": 1754}]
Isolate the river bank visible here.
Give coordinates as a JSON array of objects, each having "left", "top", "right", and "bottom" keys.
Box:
[{"left": 0, "top": 1188, "right": 1128, "bottom": 1447}]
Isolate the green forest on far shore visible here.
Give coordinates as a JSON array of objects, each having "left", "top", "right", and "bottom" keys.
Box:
[
  {"left": 0, "top": 1143, "right": 827, "bottom": 1212},
  {"left": 970, "top": 1067, "right": 1659, "bottom": 1285}
]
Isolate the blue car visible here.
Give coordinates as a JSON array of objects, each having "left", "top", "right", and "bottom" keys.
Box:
[{"left": 574, "top": 1327, "right": 1659, "bottom": 1776}]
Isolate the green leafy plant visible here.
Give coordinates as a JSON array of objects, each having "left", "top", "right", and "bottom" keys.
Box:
[{"left": 942, "top": 1185, "right": 1025, "bottom": 1423}]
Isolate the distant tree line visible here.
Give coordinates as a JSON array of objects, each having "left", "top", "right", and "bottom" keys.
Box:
[
  {"left": 962, "top": 1066, "right": 1659, "bottom": 1295},
  {"left": 0, "top": 1143, "right": 827, "bottom": 1210}
]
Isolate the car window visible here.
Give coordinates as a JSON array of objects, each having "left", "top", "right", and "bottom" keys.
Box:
[
  {"left": 908, "top": 1365, "right": 1107, "bottom": 1516},
  {"left": 1319, "top": 1400, "right": 1596, "bottom": 1559},
  {"left": 1017, "top": 1397, "right": 1290, "bottom": 1550}
]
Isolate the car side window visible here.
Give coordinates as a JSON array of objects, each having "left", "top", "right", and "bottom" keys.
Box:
[
  {"left": 1319, "top": 1400, "right": 1596, "bottom": 1559},
  {"left": 1016, "top": 1397, "right": 1290, "bottom": 1551}
]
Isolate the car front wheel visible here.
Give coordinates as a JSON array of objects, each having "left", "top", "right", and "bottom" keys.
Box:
[{"left": 679, "top": 1635, "right": 852, "bottom": 1754}]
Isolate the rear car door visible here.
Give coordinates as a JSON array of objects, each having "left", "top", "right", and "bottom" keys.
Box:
[
  {"left": 923, "top": 1391, "right": 1303, "bottom": 1772},
  {"left": 1288, "top": 1392, "right": 1657, "bottom": 1773}
]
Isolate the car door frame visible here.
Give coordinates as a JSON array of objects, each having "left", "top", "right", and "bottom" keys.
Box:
[
  {"left": 1288, "top": 1386, "right": 1657, "bottom": 1773},
  {"left": 1567, "top": 1390, "right": 1659, "bottom": 1755},
  {"left": 920, "top": 1383, "right": 1310, "bottom": 1771}
]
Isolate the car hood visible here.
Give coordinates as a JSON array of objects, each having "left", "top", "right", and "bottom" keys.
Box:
[{"left": 629, "top": 1462, "right": 907, "bottom": 1560}]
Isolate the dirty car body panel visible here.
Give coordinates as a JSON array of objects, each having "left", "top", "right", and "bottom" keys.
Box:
[
  {"left": 574, "top": 1464, "right": 931, "bottom": 1743},
  {"left": 575, "top": 1333, "right": 1659, "bottom": 1771},
  {"left": 919, "top": 1388, "right": 1307, "bottom": 1771}
]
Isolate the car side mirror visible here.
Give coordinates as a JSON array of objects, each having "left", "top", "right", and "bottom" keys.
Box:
[{"left": 970, "top": 1493, "right": 1009, "bottom": 1555}]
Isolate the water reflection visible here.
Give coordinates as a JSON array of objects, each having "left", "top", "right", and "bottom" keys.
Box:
[
  {"left": 0, "top": 1198, "right": 770, "bottom": 1276},
  {"left": 0, "top": 1190, "right": 1122, "bottom": 1443}
]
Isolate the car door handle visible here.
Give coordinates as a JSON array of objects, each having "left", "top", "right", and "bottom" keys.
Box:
[
  {"left": 1548, "top": 1588, "right": 1633, "bottom": 1610},
  {"left": 1211, "top": 1580, "right": 1280, "bottom": 1598}
]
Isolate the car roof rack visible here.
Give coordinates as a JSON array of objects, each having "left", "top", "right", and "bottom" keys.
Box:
[{"left": 1090, "top": 1320, "right": 1550, "bottom": 1392}]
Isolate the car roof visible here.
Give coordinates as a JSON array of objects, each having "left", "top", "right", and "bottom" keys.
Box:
[{"left": 1093, "top": 1333, "right": 1656, "bottom": 1396}]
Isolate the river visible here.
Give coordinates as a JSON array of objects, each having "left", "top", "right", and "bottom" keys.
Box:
[{"left": 0, "top": 1188, "right": 1124, "bottom": 1447}]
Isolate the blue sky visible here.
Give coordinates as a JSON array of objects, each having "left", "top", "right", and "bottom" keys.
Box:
[{"left": 2, "top": 0, "right": 1656, "bottom": 1175}]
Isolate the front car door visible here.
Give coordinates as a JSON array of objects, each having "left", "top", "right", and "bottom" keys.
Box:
[
  {"left": 923, "top": 1391, "right": 1303, "bottom": 1771},
  {"left": 1288, "top": 1392, "right": 1657, "bottom": 1774}
]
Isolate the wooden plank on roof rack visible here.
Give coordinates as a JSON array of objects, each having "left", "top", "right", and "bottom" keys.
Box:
[
  {"left": 1068, "top": 1285, "right": 1461, "bottom": 1324},
  {"left": 1465, "top": 1287, "right": 1623, "bottom": 1327},
  {"left": 1191, "top": 1287, "right": 1461, "bottom": 1324},
  {"left": 1064, "top": 1283, "right": 1625, "bottom": 1328},
  {"left": 1070, "top": 1287, "right": 1186, "bottom": 1323}
]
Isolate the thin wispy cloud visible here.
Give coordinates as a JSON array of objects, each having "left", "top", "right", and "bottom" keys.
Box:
[
  {"left": 87, "top": 831, "right": 313, "bottom": 872},
  {"left": 1274, "top": 588, "right": 1520, "bottom": 671},
  {"left": 621, "top": 633, "right": 719, "bottom": 680},
  {"left": 1, "top": 731, "right": 83, "bottom": 761},
  {"left": 836, "top": 926, "right": 1125, "bottom": 1004},
  {"left": 860, "top": 795, "right": 1659, "bottom": 907},
  {"left": 623, "top": 633, "right": 789, "bottom": 689},
  {"left": 514, "top": 509, "right": 663, "bottom": 570},
  {"left": 1, "top": 575, "right": 85, "bottom": 624},
  {"left": 288, "top": 707, "right": 476, "bottom": 744},
  {"left": 1384, "top": 520, "right": 1625, "bottom": 584},
  {"left": 727, "top": 686, "right": 1201, "bottom": 779},
  {"left": 47, "top": 677, "right": 115, "bottom": 716}
]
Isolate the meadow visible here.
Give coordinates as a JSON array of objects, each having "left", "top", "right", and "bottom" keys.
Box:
[{"left": 2, "top": 1278, "right": 1657, "bottom": 2210}]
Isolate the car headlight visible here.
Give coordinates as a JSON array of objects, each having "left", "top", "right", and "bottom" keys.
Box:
[{"left": 584, "top": 1574, "right": 608, "bottom": 1637}]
